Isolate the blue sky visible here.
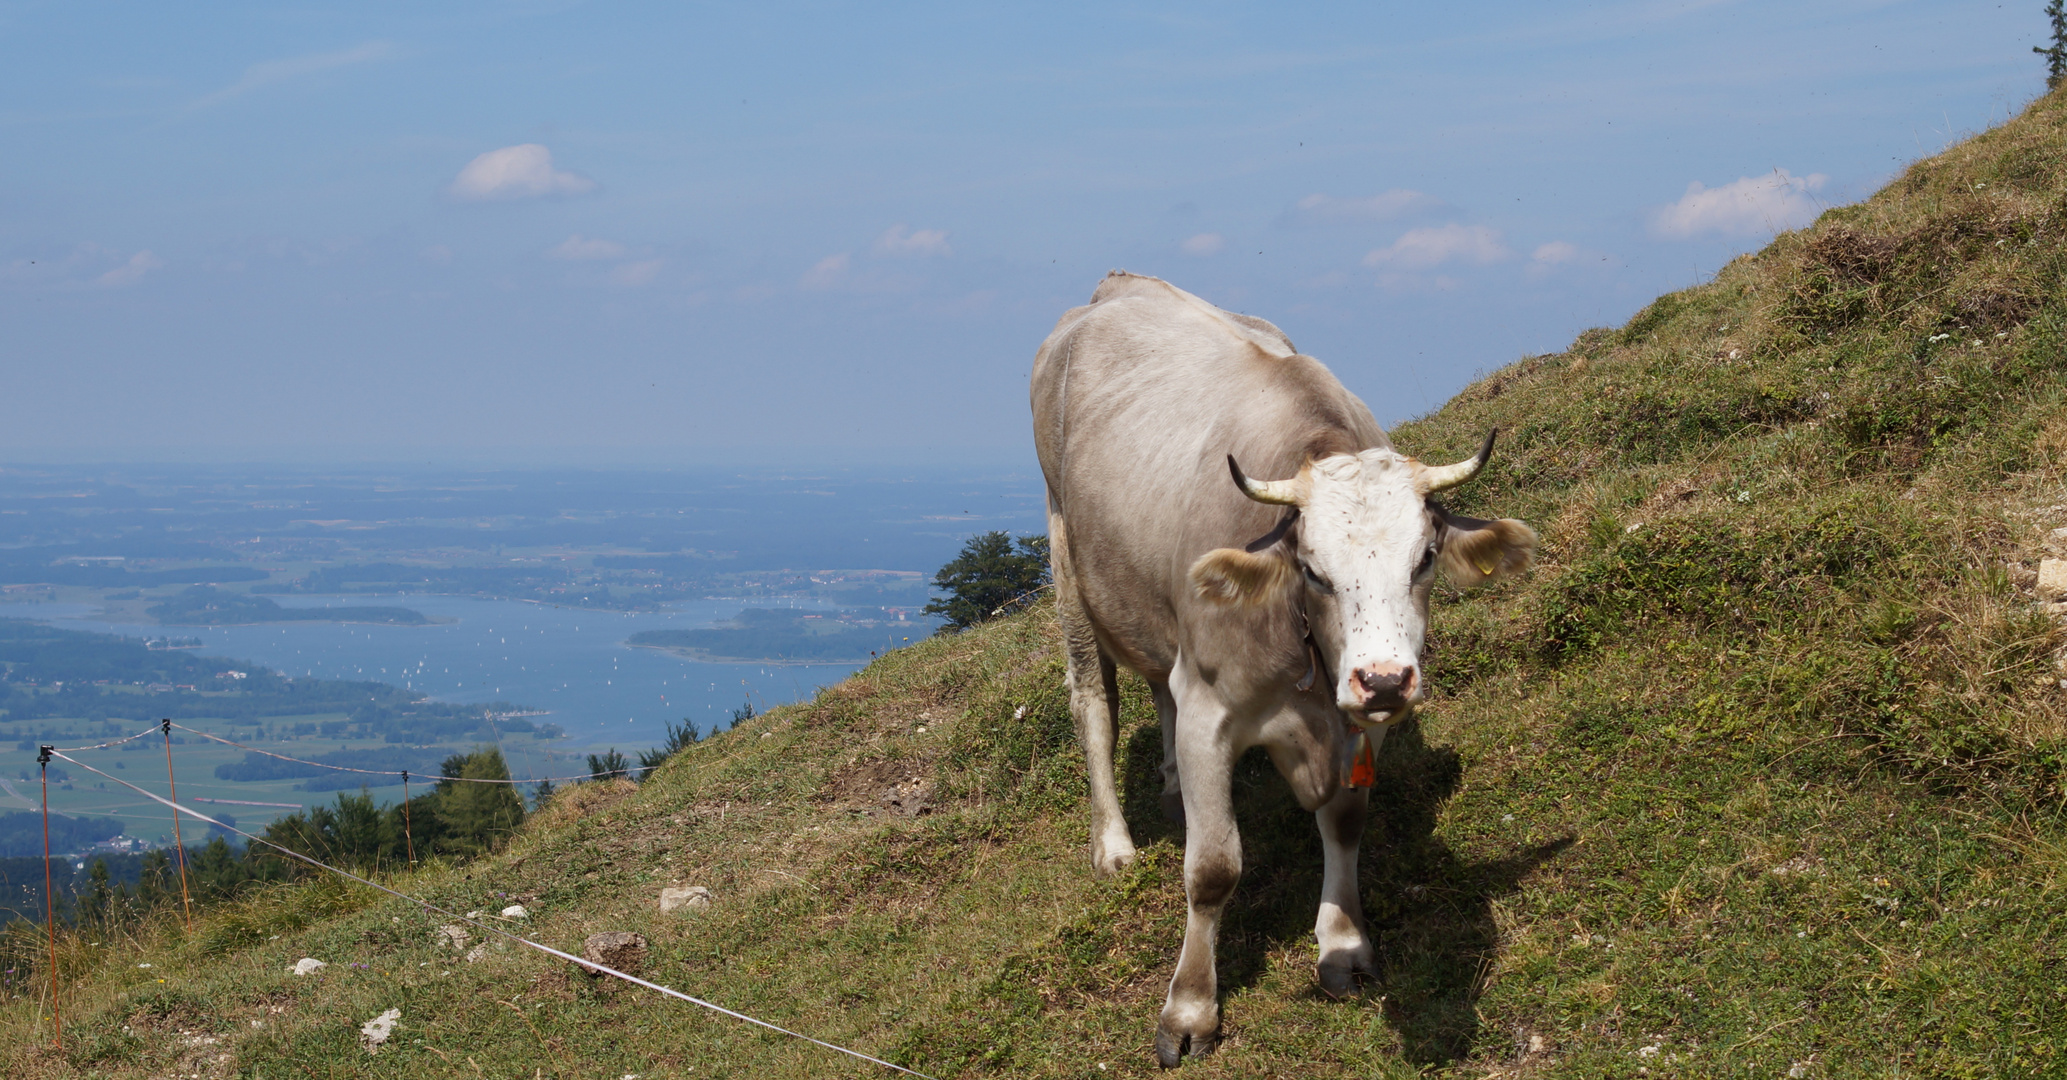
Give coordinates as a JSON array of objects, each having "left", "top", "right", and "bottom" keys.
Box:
[{"left": 0, "top": 1, "right": 2047, "bottom": 463}]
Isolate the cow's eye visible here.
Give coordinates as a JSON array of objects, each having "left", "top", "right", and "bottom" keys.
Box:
[
  {"left": 1414, "top": 546, "right": 1437, "bottom": 579},
  {"left": 1301, "top": 562, "right": 1335, "bottom": 595}
]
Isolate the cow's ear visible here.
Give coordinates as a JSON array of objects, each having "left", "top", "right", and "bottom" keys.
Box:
[
  {"left": 1190, "top": 547, "right": 1295, "bottom": 606},
  {"left": 1434, "top": 506, "right": 1537, "bottom": 587}
]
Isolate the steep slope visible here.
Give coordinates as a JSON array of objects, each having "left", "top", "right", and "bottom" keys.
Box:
[{"left": 15, "top": 92, "right": 2067, "bottom": 1078}]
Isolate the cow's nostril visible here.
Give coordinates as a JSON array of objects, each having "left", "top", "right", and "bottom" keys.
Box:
[{"left": 1356, "top": 667, "right": 1407, "bottom": 700}]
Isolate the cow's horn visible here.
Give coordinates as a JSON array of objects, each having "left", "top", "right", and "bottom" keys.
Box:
[
  {"left": 1227, "top": 455, "right": 1305, "bottom": 506},
  {"left": 1415, "top": 429, "right": 1498, "bottom": 494}
]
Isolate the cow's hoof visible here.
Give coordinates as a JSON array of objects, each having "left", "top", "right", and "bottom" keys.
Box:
[
  {"left": 1315, "top": 959, "right": 1373, "bottom": 1000},
  {"left": 1160, "top": 789, "right": 1186, "bottom": 827},
  {"left": 1091, "top": 840, "right": 1138, "bottom": 877},
  {"left": 1154, "top": 1025, "right": 1217, "bottom": 1068}
]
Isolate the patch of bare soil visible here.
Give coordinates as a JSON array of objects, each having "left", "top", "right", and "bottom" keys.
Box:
[{"left": 817, "top": 756, "right": 939, "bottom": 817}]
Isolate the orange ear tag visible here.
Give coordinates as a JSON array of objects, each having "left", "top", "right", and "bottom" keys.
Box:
[{"left": 1348, "top": 729, "right": 1376, "bottom": 788}]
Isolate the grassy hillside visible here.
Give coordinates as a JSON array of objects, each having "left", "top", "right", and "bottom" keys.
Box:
[{"left": 14, "top": 93, "right": 2067, "bottom": 1078}]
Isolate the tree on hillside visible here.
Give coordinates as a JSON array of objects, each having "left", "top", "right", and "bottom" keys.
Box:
[
  {"left": 923, "top": 531, "right": 1052, "bottom": 632},
  {"left": 434, "top": 746, "right": 527, "bottom": 855},
  {"left": 587, "top": 748, "right": 630, "bottom": 781},
  {"left": 2041, "top": 0, "right": 2067, "bottom": 89},
  {"left": 637, "top": 718, "right": 700, "bottom": 774}
]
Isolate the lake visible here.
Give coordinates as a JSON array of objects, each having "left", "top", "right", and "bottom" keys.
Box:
[{"left": 5, "top": 593, "right": 901, "bottom": 770}]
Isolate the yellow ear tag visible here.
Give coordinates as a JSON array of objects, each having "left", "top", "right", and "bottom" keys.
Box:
[{"left": 1473, "top": 557, "right": 1497, "bottom": 577}]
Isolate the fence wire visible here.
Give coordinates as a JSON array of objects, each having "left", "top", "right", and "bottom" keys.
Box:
[{"left": 42, "top": 747, "right": 935, "bottom": 1079}]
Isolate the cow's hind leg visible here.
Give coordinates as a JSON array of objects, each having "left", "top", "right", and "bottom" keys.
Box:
[
  {"left": 1157, "top": 660, "right": 1238, "bottom": 1067},
  {"left": 1057, "top": 587, "right": 1134, "bottom": 875},
  {"left": 1313, "top": 781, "right": 1376, "bottom": 998},
  {"left": 1149, "top": 679, "right": 1183, "bottom": 826}
]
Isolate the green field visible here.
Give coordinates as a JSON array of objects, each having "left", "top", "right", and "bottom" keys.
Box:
[{"left": 0, "top": 618, "right": 568, "bottom": 850}]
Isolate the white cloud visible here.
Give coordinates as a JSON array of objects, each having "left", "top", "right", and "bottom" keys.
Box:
[
  {"left": 1180, "top": 233, "right": 1225, "bottom": 257},
  {"left": 550, "top": 234, "right": 626, "bottom": 261},
  {"left": 801, "top": 253, "right": 850, "bottom": 288},
  {"left": 874, "top": 225, "right": 951, "bottom": 256},
  {"left": 1524, "top": 240, "right": 1617, "bottom": 280},
  {"left": 1363, "top": 224, "right": 1510, "bottom": 269},
  {"left": 187, "top": 41, "right": 394, "bottom": 110},
  {"left": 1649, "top": 168, "right": 1827, "bottom": 239},
  {"left": 448, "top": 145, "right": 596, "bottom": 201},
  {"left": 97, "top": 250, "right": 163, "bottom": 287},
  {"left": 610, "top": 259, "right": 664, "bottom": 286},
  {"left": 1278, "top": 190, "right": 1447, "bottom": 228}
]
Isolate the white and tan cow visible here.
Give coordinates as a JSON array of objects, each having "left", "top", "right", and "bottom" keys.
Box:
[{"left": 1030, "top": 271, "right": 1536, "bottom": 1067}]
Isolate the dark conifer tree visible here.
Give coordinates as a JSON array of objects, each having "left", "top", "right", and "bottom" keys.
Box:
[
  {"left": 2039, "top": 0, "right": 2067, "bottom": 89},
  {"left": 922, "top": 531, "right": 1052, "bottom": 631}
]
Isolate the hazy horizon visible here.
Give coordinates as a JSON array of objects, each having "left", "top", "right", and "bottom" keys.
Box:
[{"left": 4, "top": 2, "right": 2047, "bottom": 464}]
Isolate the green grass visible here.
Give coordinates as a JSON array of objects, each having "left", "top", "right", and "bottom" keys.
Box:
[{"left": 14, "top": 90, "right": 2067, "bottom": 1079}]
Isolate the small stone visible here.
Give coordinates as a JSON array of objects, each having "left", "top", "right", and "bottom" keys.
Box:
[
  {"left": 500, "top": 904, "right": 529, "bottom": 919},
  {"left": 359, "top": 1007, "right": 401, "bottom": 1053},
  {"left": 579, "top": 931, "right": 648, "bottom": 977},
  {"left": 660, "top": 885, "right": 713, "bottom": 914},
  {"left": 290, "top": 958, "right": 327, "bottom": 976},
  {"left": 434, "top": 924, "right": 471, "bottom": 951},
  {"left": 2038, "top": 559, "right": 2067, "bottom": 600},
  {"left": 878, "top": 779, "right": 935, "bottom": 817},
  {"left": 465, "top": 943, "right": 491, "bottom": 964}
]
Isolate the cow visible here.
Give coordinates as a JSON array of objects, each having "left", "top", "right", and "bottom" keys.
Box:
[{"left": 1030, "top": 271, "right": 1537, "bottom": 1067}]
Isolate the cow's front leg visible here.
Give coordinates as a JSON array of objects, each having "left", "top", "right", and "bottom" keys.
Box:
[
  {"left": 1157, "top": 666, "right": 1238, "bottom": 1067},
  {"left": 1313, "top": 779, "right": 1375, "bottom": 998}
]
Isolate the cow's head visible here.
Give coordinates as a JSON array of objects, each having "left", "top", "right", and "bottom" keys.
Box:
[{"left": 1190, "top": 431, "right": 1536, "bottom": 724}]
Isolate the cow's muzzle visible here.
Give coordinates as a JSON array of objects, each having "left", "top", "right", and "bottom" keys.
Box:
[{"left": 1345, "top": 662, "right": 1417, "bottom": 714}]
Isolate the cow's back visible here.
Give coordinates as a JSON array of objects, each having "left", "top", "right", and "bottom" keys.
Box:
[{"left": 1031, "top": 272, "right": 1387, "bottom": 677}]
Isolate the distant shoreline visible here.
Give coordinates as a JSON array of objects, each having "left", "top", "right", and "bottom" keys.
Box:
[
  {"left": 153, "top": 613, "right": 459, "bottom": 627},
  {"left": 628, "top": 643, "right": 875, "bottom": 666}
]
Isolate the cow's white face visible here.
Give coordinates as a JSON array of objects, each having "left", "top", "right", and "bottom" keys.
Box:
[
  {"left": 1189, "top": 436, "right": 1537, "bottom": 725},
  {"left": 1296, "top": 451, "right": 1438, "bottom": 720}
]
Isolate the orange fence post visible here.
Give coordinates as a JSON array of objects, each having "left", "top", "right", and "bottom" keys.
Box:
[
  {"left": 401, "top": 770, "right": 417, "bottom": 865},
  {"left": 161, "top": 720, "right": 194, "bottom": 932},
  {"left": 38, "top": 744, "right": 62, "bottom": 1051}
]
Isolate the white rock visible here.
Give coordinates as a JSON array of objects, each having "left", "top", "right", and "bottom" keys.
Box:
[
  {"left": 434, "top": 924, "right": 472, "bottom": 951},
  {"left": 2038, "top": 559, "right": 2067, "bottom": 600},
  {"left": 290, "top": 958, "right": 327, "bottom": 976},
  {"left": 359, "top": 1008, "right": 401, "bottom": 1053},
  {"left": 659, "top": 885, "right": 713, "bottom": 914},
  {"left": 500, "top": 904, "right": 529, "bottom": 919},
  {"left": 465, "top": 943, "right": 491, "bottom": 964}
]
